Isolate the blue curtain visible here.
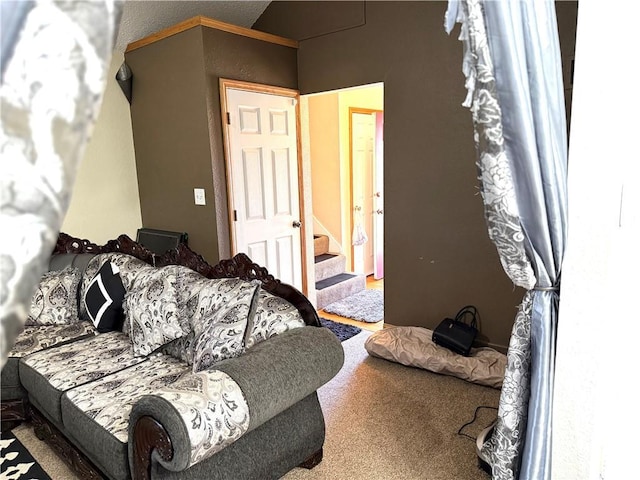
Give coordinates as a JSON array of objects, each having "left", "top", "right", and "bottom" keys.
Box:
[{"left": 446, "top": 1, "right": 567, "bottom": 478}]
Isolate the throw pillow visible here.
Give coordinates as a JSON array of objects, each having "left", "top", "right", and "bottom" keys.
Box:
[
  {"left": 244, "top": 289, "right": 306, "bottom": 349},
  {"left": 83, "top": 261, "right": 126, "bottom": 333},
  {"left": 192, "top": 279, "right": 261, "bottom": 373},
  {"left": 124, "top": 266, "right": 188, "bottom": 357},
  {"left": 79, "top": 253, "right": 149, "bottom": 324},
  {"left": 27, "top": 267, "right": 81, "bottom": 325}
]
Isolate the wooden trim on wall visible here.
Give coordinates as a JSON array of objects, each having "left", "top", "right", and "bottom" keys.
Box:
[
  {"left": 218, "top": 79, "right": 237, "bottom": 259},
  {"left": 294, "top": 91, "right": 308, "bottom": 297},
  {"left": 125, "top": 15, "right": 299, "bottom": 53},
  {"left": 219, "top": 79, "right": 308, "bottom": 295}
]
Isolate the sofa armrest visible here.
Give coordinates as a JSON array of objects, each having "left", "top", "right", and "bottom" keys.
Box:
[{"left": 128, "top": 326, "right": 343, "bottom": 478}]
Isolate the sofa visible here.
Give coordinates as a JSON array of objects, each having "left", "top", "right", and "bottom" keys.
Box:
[{"left": 0, "top": 233, "right": 344, "bottom": 480}]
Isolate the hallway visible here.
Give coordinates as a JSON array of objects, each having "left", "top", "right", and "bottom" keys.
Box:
[{"left": 318, "top": 275, "right": 384, "bottom": 332}]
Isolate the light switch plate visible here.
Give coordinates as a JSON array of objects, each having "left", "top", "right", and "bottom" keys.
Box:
[{"left": 194, "top": 188, "right": 206, "bottom": 205}]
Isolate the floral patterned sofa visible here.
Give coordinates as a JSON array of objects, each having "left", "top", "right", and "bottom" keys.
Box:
[{"left": 0, "top": 233, "right": 344, "bottom": 480}]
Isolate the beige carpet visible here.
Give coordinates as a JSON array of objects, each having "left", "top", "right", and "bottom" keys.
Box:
[{"left": 13, "top": 329, "right": 499, "bottom": 479}]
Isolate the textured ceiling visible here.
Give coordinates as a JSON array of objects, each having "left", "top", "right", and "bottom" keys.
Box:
[{"left": 115, "top": 0, "right": 271, "bottom": 52}]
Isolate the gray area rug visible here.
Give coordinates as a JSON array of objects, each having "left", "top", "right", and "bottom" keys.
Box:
[
  {"left": 320, "top": 317, "right": 362, "bottom": 342},
  {"left": 323, "top": 289, "right": 383, "bottom": 323}
]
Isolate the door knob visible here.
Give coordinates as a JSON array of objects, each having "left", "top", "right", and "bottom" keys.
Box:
[{"left": 292, "top": 220, "right": 302, "bottom": 228}]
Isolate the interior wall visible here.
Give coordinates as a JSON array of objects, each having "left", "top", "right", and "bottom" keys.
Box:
[
  {"left": 255, "top": 1, "right": 524, "bottom": 347},
  {"left": 125, "top": 26, "right": 298, "bottom": 264},
  {"left": 125, "top": 28, "right": 218, "bottom": 261},
  {"left": 308, "top": 93, "right": 341, "bottom": 245},
  {"left": 553, "top": 1, "right": 639, "bottom": 477},
  {"left": 199, "top": 27, "right": 298, "bottom": 260},
  {"left": 62, "top": 53, "right": 142, "bottom": 244}
]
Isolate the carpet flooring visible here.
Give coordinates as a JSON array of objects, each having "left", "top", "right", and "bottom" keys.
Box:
[
  {"left": 320, "top": 317, "right": 363, "bottom": 342},
  {"left": 323, "top": 289, "right": 384, "bottom": 323},
  {"left": 282, "top": 330, "right": 498, "bottom": 479},
  {"left": 12, "top": 331, "right": 499, "bottom": 480}
]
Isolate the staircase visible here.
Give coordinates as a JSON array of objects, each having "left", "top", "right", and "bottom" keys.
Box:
[{"left": 314, "top": 235, "right": 366, "bottom": 310}]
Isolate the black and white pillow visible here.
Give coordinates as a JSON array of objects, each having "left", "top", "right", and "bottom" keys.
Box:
[
  {"left": 27, "top": 267, "right": 81, "bottom": 325},
  {"left": 84, "top": 261, "right": 126, "bottom": 333},
  {"left": 191, "top": 279, "right": 261, "bottom": 373}
]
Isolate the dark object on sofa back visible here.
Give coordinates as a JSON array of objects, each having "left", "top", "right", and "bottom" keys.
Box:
[{"left": 136, "top": 228, "right": 188, "bottom": 255}]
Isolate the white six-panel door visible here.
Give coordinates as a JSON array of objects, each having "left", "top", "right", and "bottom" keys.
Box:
[{"left": 224, "top": 86, "right": 303, "bottom": 291}]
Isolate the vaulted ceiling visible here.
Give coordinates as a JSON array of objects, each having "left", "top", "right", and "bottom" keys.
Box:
[{"left": 114, "top": 0, "right": 271, "bottom": 51}]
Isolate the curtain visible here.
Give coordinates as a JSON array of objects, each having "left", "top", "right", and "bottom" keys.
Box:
[
  {"left": 0, "top": 1, "right": 122, "bottom": 369},
  {"left": 445, "top": 1, "right": 568, "bottom": 479}
]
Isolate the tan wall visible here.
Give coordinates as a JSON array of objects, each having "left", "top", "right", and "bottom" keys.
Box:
[
  {"left": 62, "top": 53, "right": 142, "bottom": 243},
  {"left": 308, "top": 93, "right": 341, "bottom": 245}
]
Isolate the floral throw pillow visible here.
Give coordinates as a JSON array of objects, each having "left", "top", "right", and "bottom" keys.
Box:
[
  {"left": 27, "top": 267, "right": 81, "bottom": 325},
  {"left": 124, "top": 266, "right": 189, "bottom": 357},
  {"left": 192, "top": 279, "right": 261, "bottom": 373},
  {"left": 245, "top": 289, "right": 306, "bottom": 349}
]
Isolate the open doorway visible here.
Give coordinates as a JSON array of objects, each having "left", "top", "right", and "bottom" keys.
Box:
[{"left": 300, "top": 83, "right": 384, "bottom": 332}]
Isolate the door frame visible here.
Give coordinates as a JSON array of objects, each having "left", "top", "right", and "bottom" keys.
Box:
[
  {"left": 349, "top": 107, "right": 383, "bottom": 273},
  {"left": 219, "top": 78, "right": 308, "bottom": 294}
]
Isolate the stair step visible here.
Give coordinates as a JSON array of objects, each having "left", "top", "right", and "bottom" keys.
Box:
[
  {"left": 314, "top": 253, "right": 345, "bottom": 282},
  {"left": 313, "top": 235, "right": 329, "bottom": 256},
  {"left": 316, "top": 273, "right": 366, "bottom": 310}
]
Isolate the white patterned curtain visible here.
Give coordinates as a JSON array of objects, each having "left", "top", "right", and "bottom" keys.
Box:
[
  {"left": 0, "top": 1, "right": 123, "bottom": 368},
  {"left": 445, "top": 1, "right": 568, "bottom": 479}
]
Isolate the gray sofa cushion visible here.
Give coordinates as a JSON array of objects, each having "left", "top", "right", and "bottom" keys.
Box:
[
  {"left": 9, "top": 323, "right": 97, "bottom": 359},
  {"left": 60, "top": 354, "right": 189, "bottom": 480},
  {"left": 1, "top": 357, "right": 24, "bottom": 401},
  {"left": 62, "top": 353, "right": 188, "bottom": 442},
  {"left": 60, "top": 397, "right": 131, "bottom": 480},
  {"left": 1, "top": 323, "right": 96, "bottom": 401},
  {"left": 19, "top": 331, "right": 146, "bottom": 423}
]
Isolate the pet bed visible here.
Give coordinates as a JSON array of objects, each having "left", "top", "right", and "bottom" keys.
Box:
[{"left": 364, "top": 326, "right": 506, "bottom": 388}]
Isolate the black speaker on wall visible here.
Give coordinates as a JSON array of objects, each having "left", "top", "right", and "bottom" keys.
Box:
[{"left": 116, "top": 61, "right": 133, "bottom": 104}]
